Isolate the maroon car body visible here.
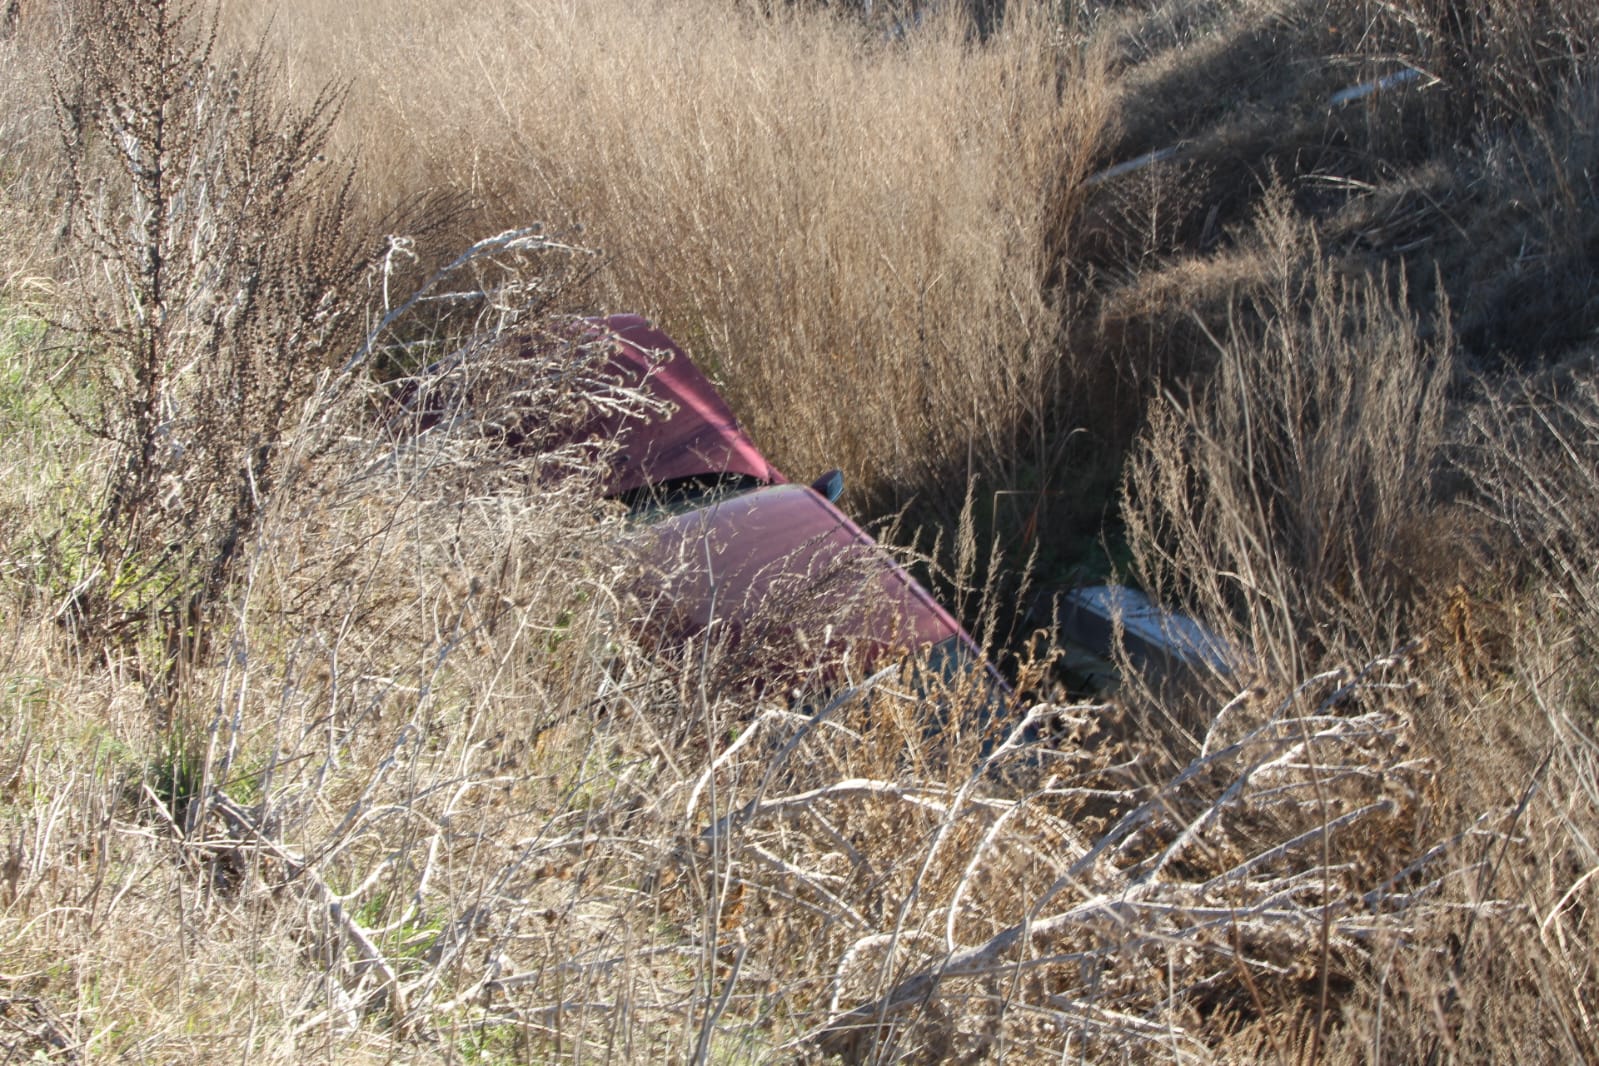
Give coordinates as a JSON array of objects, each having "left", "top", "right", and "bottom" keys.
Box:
[
  {"left": 580, "top": 315, "right": 983, "bottom": 682},
  {"left": 571, "top": 316, "right": 784, "bottom": 497}
]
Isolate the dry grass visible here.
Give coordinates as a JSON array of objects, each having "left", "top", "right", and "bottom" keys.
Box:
[
  {"left": 1121, "top": 188, "right": 1455, "bottom": 691},
  {"left": 4, "top": 0, "right": 1599, "bottom": 1062},
  {"left": 1078, "top": 0, "right": 1599, "bottom": 363},
  {"left": 219, "top": 0, "right": 1113, "bottom": 536}
]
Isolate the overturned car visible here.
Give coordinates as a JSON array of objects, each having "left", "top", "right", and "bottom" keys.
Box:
[
  {"left": 574, "top": 315, "right": 987, "bottom": 690},
  {"left": 406, "top": 314, "right": 991, "bottom": 694}
]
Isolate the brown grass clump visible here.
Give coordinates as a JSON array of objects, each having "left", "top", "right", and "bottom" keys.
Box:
[{"left": 1121, "top": 188, "right": 1455, "bottom": 688}]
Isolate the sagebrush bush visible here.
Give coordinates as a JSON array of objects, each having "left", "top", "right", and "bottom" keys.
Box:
[{"left": 48, "top": 0, "right": 385, "bottom": 654}]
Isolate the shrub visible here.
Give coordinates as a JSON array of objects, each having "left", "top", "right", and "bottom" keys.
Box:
[{"left": 51, "top": 0, "right": 377, "bottom": 652}]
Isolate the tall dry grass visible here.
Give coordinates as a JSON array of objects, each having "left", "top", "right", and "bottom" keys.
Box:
[
  {"left": 222, "top": 0, "right": 1112, "bottom": 530},
  {"left": 1121, "top": 189, "right": 1455, "bottom": 692}
]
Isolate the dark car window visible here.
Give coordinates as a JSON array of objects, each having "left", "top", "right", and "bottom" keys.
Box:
[{"left": 621, "top": 473, "right": 764, "bottom": 521}]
